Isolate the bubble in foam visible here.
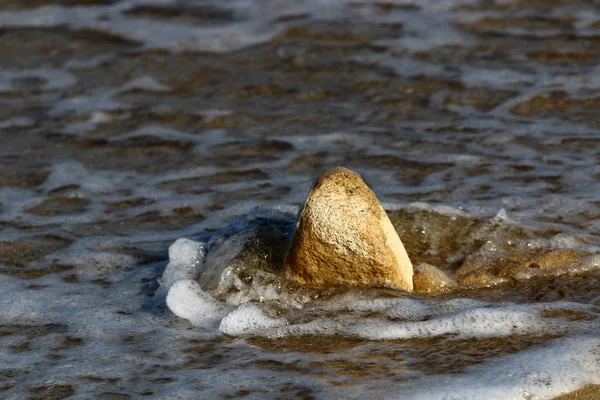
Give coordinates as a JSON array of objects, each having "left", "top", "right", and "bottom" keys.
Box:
[
  {"left": 166, "top": 280, "right": 229, "bottom": 328},
  {"left": 241, "top": 301, "right": 565, "bottom": 341},
  {"left": 322, "top": 297, "right": 488, "bottom": 325},
  {"left": 160, "top": 238, "right": 207, "bottom": 290},
  {"left": 384, "top": 298, "right": 484, "bottom": 321},
  {"left": 349, "top": 306, "right": 552, "bottom": 341},
  {"left": 169, "top": 238, "right": 206, "bottom": 265},
  {"left": 219, "top": 303, "right": 287, "bottom": 336}
]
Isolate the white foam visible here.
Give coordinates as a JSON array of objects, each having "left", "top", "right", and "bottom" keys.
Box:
[
  {"left": 324, "top": 296, "right": 483, "bottom": 319},
  {"left": 0, "top": 116, "right": 35, "bottom": 129},
  {"left": 112, "top": 125, "right": 198, "bottom": 143},
  {"left": 55, "top": 251, "right": 136, "bottom": 281},
  {"left": 0, "top": 3, "right": 284, "bottom": 53},
  {"left": 219, "top": 303, "right": 287, "bottom": 336},
  {"left": 0, "top": 284, "right": 46, "bottom": 323},
  {"left": 400, "top": 336, "right": 600, "bottom": 400},
  {"left": 263, "top": 304, "right": 558, "bottom": 341},
  {"left": 0, "top": 68, "right": 77, "bottom": 92},
  {"left": 194, "top": 109, "right": 232, "bottom": 123},
  {"left": 120, "top": 76, "right": 171, "bottom": 93},
  {"left": 42, "top": 161, "right": 114, "bottom": 193},
  {"left": 1, "top": 1, "right": 599, "bottom": 398},
  {"left": 160, "top": 238, "right": 207, "bottom": 290},
  {"left": 88, "top": 110, "right": 114, "bottom": 124},
  {"left": 492, "top": 207, "right": 513, "bottom": 223},
  {"left": 168, "top": 238, "right": 205, "bottom": 265},
  {"left": 165, "top": 280, "right": 229, "bottom": 328},
  {"left": 48, "top": 88, "right": 127, "bottom": 118},
  {"left": 165, "top": 286, "right": 596, "bottom": 342}
]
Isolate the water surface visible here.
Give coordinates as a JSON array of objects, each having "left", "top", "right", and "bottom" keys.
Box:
[{"left": 0, "top": 0, "right": 599, "bottom": 399}]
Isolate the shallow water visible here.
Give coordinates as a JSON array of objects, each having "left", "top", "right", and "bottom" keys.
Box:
[{"left": 1, "top": 0, "right": 599, "bottom": 399}]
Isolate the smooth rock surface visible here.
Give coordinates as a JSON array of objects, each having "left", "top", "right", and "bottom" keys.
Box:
[{"left": 284, "top": 167, "right": 414, "bottom": 291}]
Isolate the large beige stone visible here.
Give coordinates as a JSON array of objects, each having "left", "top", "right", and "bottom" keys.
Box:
[{"left": 284, "top": 167, "right": 414, "bottom": 291}]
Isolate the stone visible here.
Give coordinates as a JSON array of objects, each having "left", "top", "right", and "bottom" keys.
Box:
[
  {"left": 283, "top": 167, "right": 414, "bottom": 291},
  {"left": 457, "top": 270, "right": 508, "bottom": 289},
  {"left": 413, "top": 263, "right": 457, "bottom": 294},
  {"left": 196, "top": 211, "right": 294, "bottom": 292}
]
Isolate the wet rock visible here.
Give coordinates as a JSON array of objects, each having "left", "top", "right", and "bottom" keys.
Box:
[
  {"left": 456, "top": 247, "right": 590, "bottom": 284},
  {"left": 198, "top": 211, "right": 295, "bottom": 292},
  {"left": 413, "top": 263, "right": 457, "bottom": 295},
  {"left": 528, "top": 249, "right": 584, "bottom": 270},
  {"left": 458, "top": 271, "right": 509, "bottom": 289},
  {"left": 283, "top": 167, "right": 414, "bottom": 291}
]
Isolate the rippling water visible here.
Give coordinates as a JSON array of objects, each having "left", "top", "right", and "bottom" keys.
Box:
[{"left": 1, "top": 0, "right": 599, "bottom": 399}]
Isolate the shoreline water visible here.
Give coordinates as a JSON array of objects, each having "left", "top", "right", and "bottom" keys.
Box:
[{"left": 0, "top": 0, "right": 598, "bottom": 398}]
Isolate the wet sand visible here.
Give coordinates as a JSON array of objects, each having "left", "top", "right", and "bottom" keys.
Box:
[{"left": 554, "top": 385, "right": 600, "bottom": 400}]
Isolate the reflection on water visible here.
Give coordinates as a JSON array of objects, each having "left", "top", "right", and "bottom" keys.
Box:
[{"left": 0, "top": 0, "right": 599, "bottom": 399}]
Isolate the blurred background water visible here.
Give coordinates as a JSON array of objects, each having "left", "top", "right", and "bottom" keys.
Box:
[{"left": 0, "top": 0, "right": 599, "bottom": 399}]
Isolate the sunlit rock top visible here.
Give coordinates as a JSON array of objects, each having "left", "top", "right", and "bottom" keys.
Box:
[{"left": 284, "top": 167, "right": 414, "bottom": 291}]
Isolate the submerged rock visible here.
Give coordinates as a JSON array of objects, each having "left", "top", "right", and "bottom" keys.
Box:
[
  {"left": 455, "top": 247, "right": 589, "bottom": 283},
  {"left": 198, "top": 213, "right": 293, "bottom": 291},
  {"left": 413, "top": 263, "right": 457, "bottom": 294},
  {"left": 457, "top": 270, "right": 510, "bottom": 289},
  {"left": 283, "top": 167, "right": 414, "bottom": 291}
]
